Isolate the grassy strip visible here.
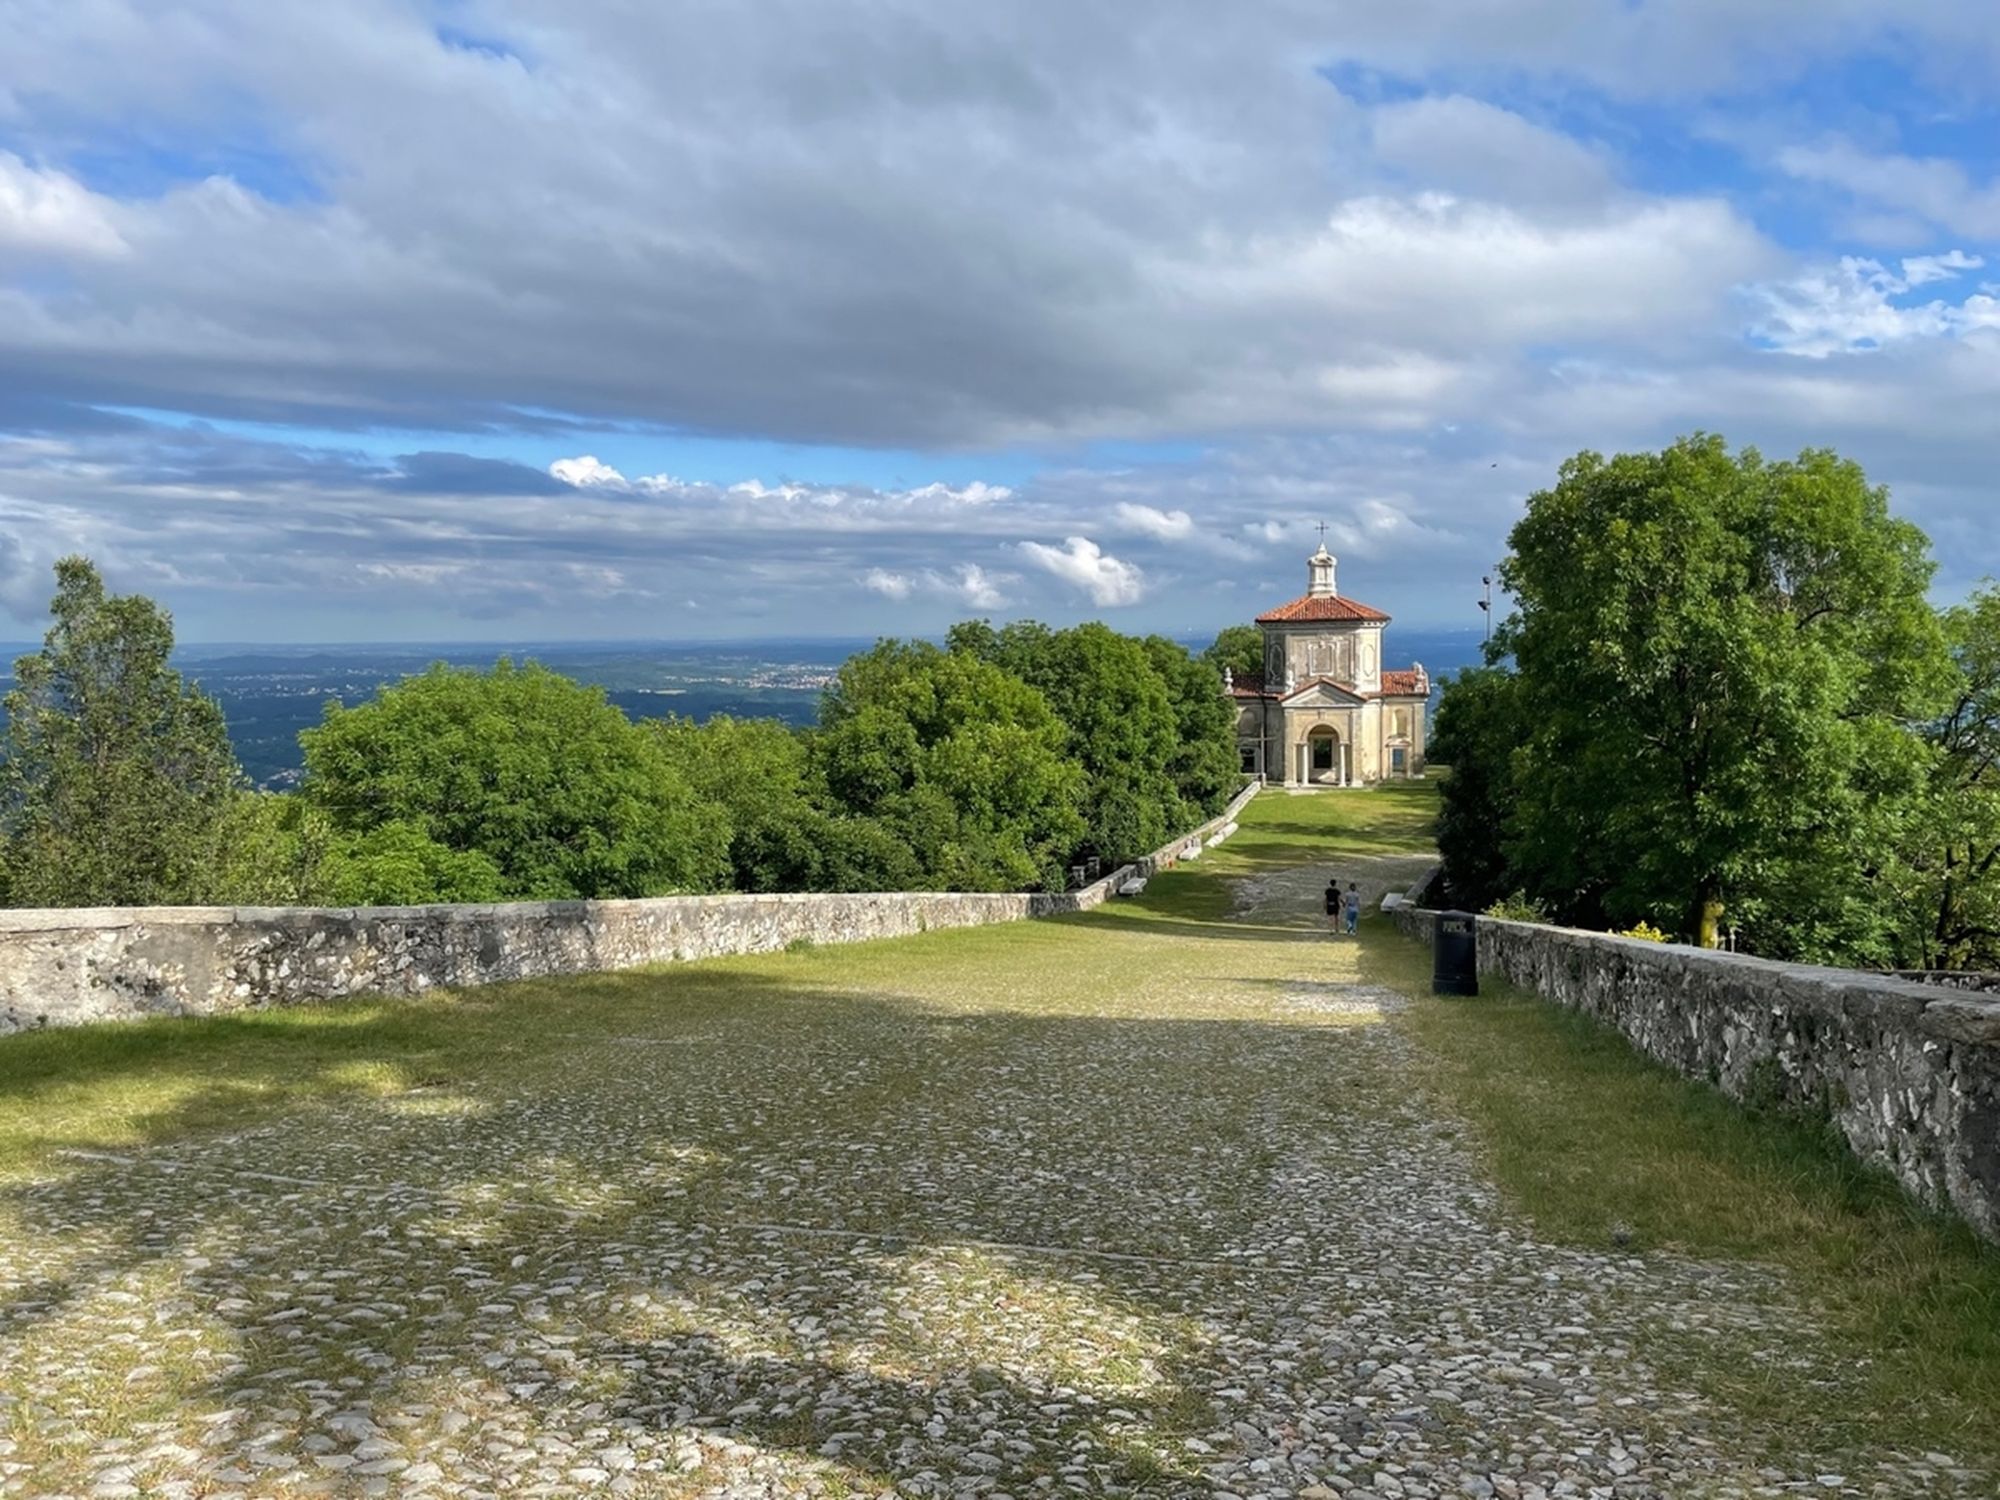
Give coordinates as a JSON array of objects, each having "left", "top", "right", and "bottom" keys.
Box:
[{"left": 1362, "top": 928, "right": 2000, "bottom": 1467}]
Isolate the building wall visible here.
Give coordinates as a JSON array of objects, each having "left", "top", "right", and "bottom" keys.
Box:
[
  {"left": 0, "top": 785, "right": 1263, "bottom": 1036},
  {"left": 1393, "top": 903, "right": 2000, "bottom": 1246},
  {"left": 1267, "top": 623, "right": 1382, "bottom": 694}
]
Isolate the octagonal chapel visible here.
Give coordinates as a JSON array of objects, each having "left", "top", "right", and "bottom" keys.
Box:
[{"left": 1226, "top": 544, "right": 1429, "bottom": 786}]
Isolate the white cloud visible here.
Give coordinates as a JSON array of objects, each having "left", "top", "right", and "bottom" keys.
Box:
[
  {"left": 1019, "top": 536, "right": 1146, "bottom": 607},
  {"left": 861, "top": 567, "right": 912, "bottom": 599},
  {"left": 951, "top": 563, "right": 1010, "bottom": 609},
  {"left": 1743, "top": 255, "right": 2000, "bottom": 356},
  {"left": 0, "top": 152, "right": 126, "bottom": 258},
  {"left": 1112, "top": 501, "right": 1194, "bottom": 540},
  {"left": 861, "top": 563, "right": 1011, "bottom": 608},
  {"left": 1902, "top": 250, "right": 1984, "bottom": 286},
  {"left": 1778, "top": 141, "right": 2000, "bottom": 239},
  {"left": 549, "top": 454, "right": 628, "bottom": 487}
]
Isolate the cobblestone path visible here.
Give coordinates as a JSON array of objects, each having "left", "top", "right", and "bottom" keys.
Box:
[{"left": 0, "top": 839, "right": 1985, "bottom": 1497}]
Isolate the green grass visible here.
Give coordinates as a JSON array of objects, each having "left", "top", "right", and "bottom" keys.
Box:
[{"left": 1357, "top": 873, "right": 2000, "bottom": 1469}]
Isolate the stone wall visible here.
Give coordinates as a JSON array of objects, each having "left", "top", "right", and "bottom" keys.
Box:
[
  {"left": 1393, "top": 900, "right": 2000, "bottom": 1244},
  {"left": 0, "top": 782, "right": 1260, "bottom": 1036}
]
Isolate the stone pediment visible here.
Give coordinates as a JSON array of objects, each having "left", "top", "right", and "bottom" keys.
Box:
[{"left": 1279, "top": 677, "right": 1365, "bottom": 708}]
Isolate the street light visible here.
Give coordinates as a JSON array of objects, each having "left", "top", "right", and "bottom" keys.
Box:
[{"left": 1478, "top": 574, "right": 1492, "bottom": 644}]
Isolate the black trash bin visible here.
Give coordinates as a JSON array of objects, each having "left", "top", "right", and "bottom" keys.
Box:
[{"left": 1432, "top": 910, "right": 1479, "bottom": 996}]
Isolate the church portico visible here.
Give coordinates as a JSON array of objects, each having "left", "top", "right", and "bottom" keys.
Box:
[{"left": 1225, "top": 543, "right": 1428, "bottom": 787}]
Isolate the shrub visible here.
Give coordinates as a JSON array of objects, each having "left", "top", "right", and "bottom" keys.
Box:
[{"left": 1484, "top": 890, "right": 1549, "bottom": 923}]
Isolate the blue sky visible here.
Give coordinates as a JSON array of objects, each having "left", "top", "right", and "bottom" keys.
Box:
[{"left": 2, "top": 1, "right": 1999, "bottom": 642}]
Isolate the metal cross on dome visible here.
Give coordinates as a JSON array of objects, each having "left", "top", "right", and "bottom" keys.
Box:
[{"left": 1315, "top": 521, "right": 1329, "bottom": 545}]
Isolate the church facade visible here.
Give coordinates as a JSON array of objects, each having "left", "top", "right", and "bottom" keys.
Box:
[{"left": 1226, "top": 544, "right": 1429, "bottom": 786}]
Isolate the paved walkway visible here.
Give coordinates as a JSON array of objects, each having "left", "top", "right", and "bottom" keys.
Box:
[{"left": 0, "top": 844, "right": 1981, "bottom": 1498}]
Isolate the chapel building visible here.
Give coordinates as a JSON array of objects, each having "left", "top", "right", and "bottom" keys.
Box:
[{"left": 1227, "top": 544, "right": 1429, "bottom": 785}]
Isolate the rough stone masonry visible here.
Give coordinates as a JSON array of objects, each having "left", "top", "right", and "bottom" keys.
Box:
[
  {"left": 0, "top": 785, "right": 1260, "bottom": 1035},
  {"left": 1396, "top": 901, "right": 2000, "bottom": 1246}
]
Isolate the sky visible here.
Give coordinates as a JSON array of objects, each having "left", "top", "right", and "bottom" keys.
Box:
[{"left": 2, "top": 2, "right": 2000, "bottom": 642}]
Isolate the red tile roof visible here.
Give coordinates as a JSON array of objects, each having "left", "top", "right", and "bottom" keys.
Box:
[
  {"left": 1255, "top": 593, "right": 1391, "bottom": 624},
  {"left": 1227, "top": 668, "right": 1429, "bottom": 701},
  {"left": 1379, "top": 669, "right": 1428, "bottom": 696}
]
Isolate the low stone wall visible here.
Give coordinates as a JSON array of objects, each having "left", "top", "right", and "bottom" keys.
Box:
[
  {"left": 1393, "top": 902, "right": 2000, "bottom": 1244},
  {"left": 0, "top": 783, "right": 1260, "bottom": 1036},
  {"left": 1892, "top": 970, "right": 2000, "bottom": 994}
]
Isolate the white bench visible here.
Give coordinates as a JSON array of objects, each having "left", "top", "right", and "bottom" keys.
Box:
[{"left": 1117, "top": 877, "right": 1148, "bottom": 897}]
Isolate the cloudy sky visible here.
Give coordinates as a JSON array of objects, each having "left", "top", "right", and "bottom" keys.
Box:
[{"left": 3, "top": 1, "right": 1999, "bottom": 641}]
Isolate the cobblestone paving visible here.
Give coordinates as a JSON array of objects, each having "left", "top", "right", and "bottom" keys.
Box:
[{"left": 0, "top": 850, "right": 1987, "bottom": 1498}]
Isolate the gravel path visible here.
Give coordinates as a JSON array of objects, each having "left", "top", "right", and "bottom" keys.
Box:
[{"left": 0, "top": 856, "right": 1984, "bottom": 1498}]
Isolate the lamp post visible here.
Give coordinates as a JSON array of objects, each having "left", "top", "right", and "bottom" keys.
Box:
[{"left": 1479, "top": 574, "right": 1492, "bottom": 644}]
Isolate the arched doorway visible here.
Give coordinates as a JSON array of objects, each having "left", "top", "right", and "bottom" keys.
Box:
[{"left": 1306, "top": 725, "right": 1341, "bottom": 785}]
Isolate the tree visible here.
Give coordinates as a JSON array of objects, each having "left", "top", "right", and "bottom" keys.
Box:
[
  {"left": 1202, "top": 625, "right": 1263, "bottom": 680},
  {"left": 952, "top": 620, "right": 1182, "bottom": 862},
  {"left": 202, "top": 793, "right": 339, "bottom": 906},
  {"left": 300, "top": 660, "right": 730, "bottom": 901},
  {"left": 0, "top": 557, "right": 240, "bottom": 906},
  {"left": 1886, "top": 586, "right": 2000, "bottom": 969},
  {"left": 1496, "top": 436, "right": 1947, "bottom": 952},
  {"left": 1144, "top": 634, "right": 1242, "bottom": 818},
  {"left": 815, "top": 641, "right": 1085, "bottom": 890},
  {"left": 1429, "top": 666, "right": 1527, "bottom": 913},
  {"left": 651, "top": 713, "right": 915, "bottom": 893}
]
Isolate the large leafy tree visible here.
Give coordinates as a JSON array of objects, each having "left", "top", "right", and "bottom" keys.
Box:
[
  {"left": 1429, "top": 666, "right": 1528, "bottom": 914},
  {"left": 1, "top": 557, "right": 240, "bottom": 907},
  {"left": 1202, "top": 624, "right": 1264, "bottom": 680},
  {"left": 651, "top": 713, "right": 923, "bottom": 893},
  {"left": 1886, "top": 586, "right": 2000, "bottom": 969},
  {"left": 950, "top": 620, "right": 1182, "bottom": 862},
  {"left": 300, "top": 660, "right": 730, "bottom": 900},
  {"left": 1497, "top": 435, "right": 1946, "bottom": 951},
  {"left": 815, "top": 640, "right": 1085, "bottom": 891},
  {"left": 1144, "top": 634, "right": 1243, "bottom": 818}
]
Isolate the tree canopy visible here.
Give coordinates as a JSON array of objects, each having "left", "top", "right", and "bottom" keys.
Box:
[
  {"left": 1203, "top": 624, "right": 1264, "bottom": 680},
  {"left": 814, "top": 640, "right": 1087, "bottom": 891},
  {"left": 0, "top": 558, "right": 240, "bottom": 906},
  {"left": 1441, "top": 434, "right": 1950, "bottom": 957},
  {"left": 300, "top": 659, "right": 730, "bottom": 900},
  {"left": 950, "top": 620, "right": 1216, "bottom": 863}
]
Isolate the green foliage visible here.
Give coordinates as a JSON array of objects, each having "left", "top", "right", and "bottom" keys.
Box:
[
  {"left": 1430, "top": 666, "right": 1526, "bottom": 913},
  {"left": 320, "top": 821, "right": 507, "bottom": 906},
  {"left": 201, "top": 793, "right": 339, "bottom": 906},
  {"left": 1144, "top": 634, "right": 1243, "bottom": 819},
  {"left": 650, "top": 713, "right": 925, "bottom": 893},
  {"left": 1, "top": 558, "right": 241, "bottom": 906},
  {"left": 815, "top": 640, "right": 1085, "bottom": 891},
  {"left": 1493, "top": 434, "right": 1948, "bottom": 959},
  {"left": 1202, "top": 624, "right": 1264, "bottom": 679},
  {"left": 951, "top": 619, "right": 1215, "bottom": 863},
  {"left": 1484, "top": 890, "right": 1548, "bottom": 923},
  {"left": 301, "top": 659, "right": 730, "bottom": 900},
  {"left": 1884, "top": 584, "right": 2000, "bottom": 968}
]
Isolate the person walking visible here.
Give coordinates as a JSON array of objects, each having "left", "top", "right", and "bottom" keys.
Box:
[
  {"left": 1343, "top": 881, "right": 1361, "bottom": 936},
  {"left": 1326, "top": 877, "right": 1344, "bottom": 936}
]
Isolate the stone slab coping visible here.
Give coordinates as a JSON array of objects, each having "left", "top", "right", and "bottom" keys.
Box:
[
  {"left": 1408, "top": 906, "right": 2000, "bottom": 1044},
  {"left": 0, "top": 891, "right": 1035, "bottom": 933}
]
